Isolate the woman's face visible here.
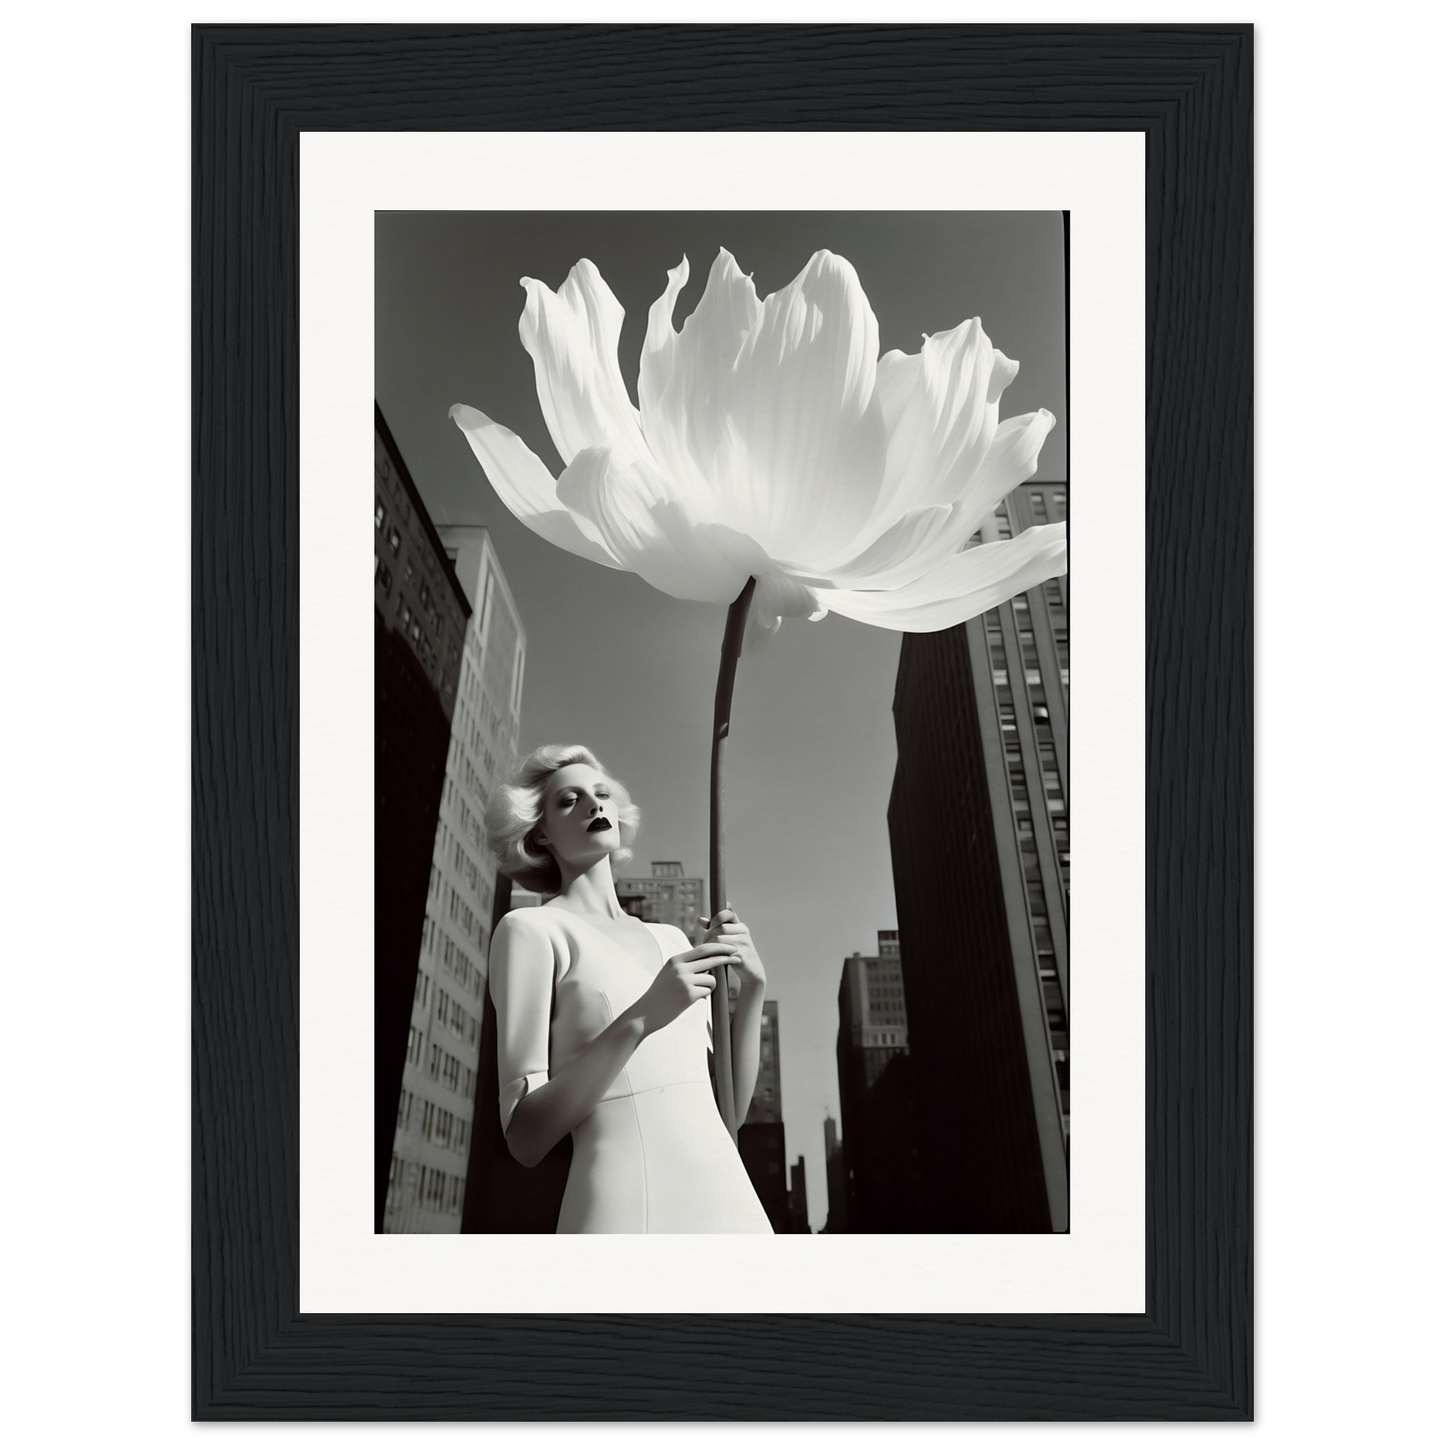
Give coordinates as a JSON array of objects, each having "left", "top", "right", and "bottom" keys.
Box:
[{"left": 537, "top": 763, "right": 622, "bottom": 869}]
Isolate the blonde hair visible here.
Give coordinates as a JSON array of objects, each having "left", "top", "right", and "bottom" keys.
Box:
[{"left": 484, "top": 744, "right": 640, "bottom": 895}]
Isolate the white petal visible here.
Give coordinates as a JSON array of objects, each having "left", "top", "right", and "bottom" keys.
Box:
[
  {"left": 728, "top": 563, "right": 820, "bottom": 656},
  {"left": 518, "top": 260, "right": 648, "bottom": 466},
  {"left": 823, "top": 407, "right": 1056, "bottom": 588},
  {"left": 639, "top": 253, "right": 692, "bottom": 427},
  {"left": 942, "top": 408, "right": 1056, "bottom": 537},
  {"left": 802, "top": 397, "right": 1049, "bottom": 589},
  {"left": 866, "top": 320, "right": 1023, "bottom": 535},
  {"left": 742, "top": 611, "right": 783, "bottom": 655},
  {"left": 861, "top": 410, "right": 1057, "bottom": 583},
  {"left": 449, "top": 404, "right": 621, "bottom": 569},
  {"left": 689, "top": 521, "right": 822, "bottom": 637},
  {"left": 741, "top": 573, "right": 824, "bottom": 655},
  {"left": 639, "top": 249, "right": 762, "bottom": 513},
  {"left": 783, "top": 503, "right": 957, "bottom": 588},
  {"left": 692, "top": 520, "right": 773, "bottom": 578},
  {"left": 555, "top": 445, "right": 746, "bottom": 604},
  {"left": 755, "top": 570, "right": 822, "bottom": 621},
  {"left": 822, "top": 524, "right": 1067, "bottom": 632},
  {"left": 707, "top": 250, "right": 888, "bottom": 564}
]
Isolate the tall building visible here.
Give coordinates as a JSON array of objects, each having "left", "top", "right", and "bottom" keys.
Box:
[
  {"left": 737, "top": 999, "right": 788, "bottom": 1233},
  {"left": 821, "top": 1113, "right": 848, "bottom": 1233},
  {"left": 373, "top": 406, "right": 470, "bottom": 1231},
  {"left": 787, "top": 1157, "right": 811, "bottom": 1234},
  {"left": 615, "top": 861, "right": 706, "bottom": 945},
  {"left": 746, "top": 998, "right": 784, "bottom": 1125},
  {"left": 383, "top": 525, "right": 526, "bottom": 1233},
  {"left": 834, "top": 932, "right": 914, "bottom": 1231},
  {"left": 839, "top": 931, "right": 910, "bottom": 1084},
  {"left": 887, "top": 483, "right": 1070, "bottom": 1232}
]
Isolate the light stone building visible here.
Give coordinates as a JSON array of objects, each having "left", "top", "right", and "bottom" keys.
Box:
[{"left": 384, "top": 527, "right": 525, "bottom": 1233}]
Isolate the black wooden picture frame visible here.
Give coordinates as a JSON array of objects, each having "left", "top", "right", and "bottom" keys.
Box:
[{"left": 192, "top": 23, "right": 1251, "bottom": 1420}]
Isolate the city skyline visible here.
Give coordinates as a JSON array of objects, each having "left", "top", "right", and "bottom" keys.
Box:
[{"left": 377, "top": 209, "right": 1067, "bottom": 1228}]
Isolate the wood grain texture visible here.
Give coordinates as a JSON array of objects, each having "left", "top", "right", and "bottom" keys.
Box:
[{"left": 192, "top": 23, "right": 1252, "bottom": 1420}]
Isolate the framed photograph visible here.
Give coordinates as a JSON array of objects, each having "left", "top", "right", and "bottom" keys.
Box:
[{"left": 194, "top": 23, "right": 1251, "bottom": 1420}]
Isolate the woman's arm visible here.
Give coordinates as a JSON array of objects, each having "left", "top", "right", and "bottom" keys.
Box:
[
  {"left": 701, "top": 909, "right": 768, "bottom": 1125},
  {"left": 493, "top": 914, "right": 738, "bottom": 1168},
  {"left": 505, "top": 1007, "right": 647, "bottom": 1168}
]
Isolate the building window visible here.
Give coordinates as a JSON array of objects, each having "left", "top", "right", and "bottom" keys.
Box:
[{"left": 424, "top": 1168, "right": 446, "bottom": 1210}]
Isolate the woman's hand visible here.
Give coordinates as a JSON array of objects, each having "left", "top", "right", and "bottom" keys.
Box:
[
  {"left": 633, "top": 942, "right": 738, "bottom": 1035},
  {"left": 698, "top": 907, "right": 766, "bottom": 991}
]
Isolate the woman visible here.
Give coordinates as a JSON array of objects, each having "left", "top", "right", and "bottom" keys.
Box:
[{"left": 483, "top": 744, "right": 773, "bottom": 1233}]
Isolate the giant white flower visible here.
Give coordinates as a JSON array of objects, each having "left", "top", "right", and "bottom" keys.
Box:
[{"left": 451, "top": 248, "right": 1066, "bottom": 644}]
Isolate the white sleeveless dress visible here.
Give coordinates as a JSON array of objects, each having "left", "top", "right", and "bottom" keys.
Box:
[{"left": 489, "top": 906, "right": 773, "bottom": 1234}]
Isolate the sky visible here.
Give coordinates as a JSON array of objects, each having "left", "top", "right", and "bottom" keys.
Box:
[{"left": 376, "top": 210, "right": 1065, "bottom": 1230}]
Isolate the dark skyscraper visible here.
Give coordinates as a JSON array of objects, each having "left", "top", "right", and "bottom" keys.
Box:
[
  {"left": 834, "top": 933, "right": 916, "bottom": 1231},
  {"left": 787, "top": 1157, "right": 810, "bottom": 1234},
  {"left": 374, "top": 405, "right": 470, "bottom": 1231},
  {"left": 738, "top": 999, "right": 789, "bottom": 1233},
  {"left": 887, "top": 483, "right": 1070, "bottom": 1232},
  {"left": 821, "top": 1114, "right": 848, "bottom": 1233}
]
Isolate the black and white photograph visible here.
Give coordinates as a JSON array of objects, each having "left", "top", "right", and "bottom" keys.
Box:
[{"left": 373, "top": 210, "right": 1070, "bottom": 1235}]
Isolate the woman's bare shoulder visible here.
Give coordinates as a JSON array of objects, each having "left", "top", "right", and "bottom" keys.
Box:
[{"left": 493, "top": 907, "right": 564, "bottom": 942}]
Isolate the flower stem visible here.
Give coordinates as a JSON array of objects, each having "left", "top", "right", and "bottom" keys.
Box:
[{"left": 708, "top": 576, "right": 757, "bottom": 1147}]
